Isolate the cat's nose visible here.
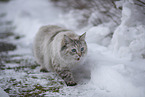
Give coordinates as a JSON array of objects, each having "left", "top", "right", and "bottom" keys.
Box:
[{"left": 78, "top": 52, "right": 81, "bottom": 57}]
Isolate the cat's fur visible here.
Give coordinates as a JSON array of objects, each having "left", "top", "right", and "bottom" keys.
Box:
[{"left": 33, "top": 25, "right": 87, "bottom": 86}]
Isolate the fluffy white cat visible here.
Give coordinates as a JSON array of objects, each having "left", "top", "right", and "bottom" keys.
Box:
[{"left": 33, "top": 25, "right": 87, "bottom": 86}]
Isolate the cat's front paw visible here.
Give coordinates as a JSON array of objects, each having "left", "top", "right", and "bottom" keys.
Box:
[{"left": 66, "top": 81, "right": 77, "bottom": 86}]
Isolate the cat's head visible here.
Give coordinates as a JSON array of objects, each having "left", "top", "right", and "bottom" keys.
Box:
[{"left": 60, "top": 32, "right": 87, "bottom": 63}]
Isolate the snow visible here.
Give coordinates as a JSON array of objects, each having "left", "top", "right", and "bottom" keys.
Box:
[
  {"left": 90, "top": 66, "right": 144, "bottom": 97},
  {"left": 86, "top": 25, "right": 111, "bottom": 46},
  {"left": 0, "top": 87, "right": 9, "bottom": 97},
  {"left": 4, "top": 0, "right": 63, "bottom": 47},
  {"left": 110, "top": 1, "right": 145, "bottom": 60},
  {"left": 1, "top": 0, "right": 145, "bottom": 97}
]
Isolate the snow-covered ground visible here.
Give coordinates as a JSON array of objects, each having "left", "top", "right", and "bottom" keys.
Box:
[
  {"left": 0, "top": 0, "right": 145, "bottom": 97},
  {"left": 0, "top": 87, "right": 9, "bottom": 97}
]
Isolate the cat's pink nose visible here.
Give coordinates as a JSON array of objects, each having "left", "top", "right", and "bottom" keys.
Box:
[{"left": 78, "top": 52, "right": 81, "bottom": 57}]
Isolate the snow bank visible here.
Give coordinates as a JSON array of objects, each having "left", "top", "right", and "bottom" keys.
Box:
[
  {"left": 110, "top": 1, "right": 145, "bottom": 60},
  {"left": 87, "top": 1, "right": 145, "bottom": 97},
  {"left": 86, "top": 42, "right": 145, "bottom": 97}
]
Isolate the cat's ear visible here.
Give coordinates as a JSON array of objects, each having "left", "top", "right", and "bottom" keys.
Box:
[
  {"left": 79, "top": 32, "right": 86, "bottom": 40},
  {"left": 64, "top": 35, "right": 73, "bottom": 44}
]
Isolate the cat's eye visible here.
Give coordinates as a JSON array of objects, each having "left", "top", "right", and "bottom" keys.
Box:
[
  {"left": 81, "top": 47, "right": 84, "bottom": 51},
  {"left": 72, "top": 49, "right": 76, "bottom": 52}
]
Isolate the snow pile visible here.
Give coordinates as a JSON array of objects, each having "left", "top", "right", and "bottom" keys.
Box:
[
  {"left": 87, "top": 43, "right": 145, "bottom": 97},
  {"left": 88, "top": 1, "right": 145, "bottom": 97},
  {"left": 110, "top": 1, "right": 145, "bottom": 60}
]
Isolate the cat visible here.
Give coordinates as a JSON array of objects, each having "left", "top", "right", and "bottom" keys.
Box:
[{"left": 33, "top": 25, "right": 87, "bottom": 86}]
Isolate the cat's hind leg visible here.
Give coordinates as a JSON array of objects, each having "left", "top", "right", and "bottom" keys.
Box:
[
  {"left": 40, "top": 57, "right": 53, "bottom": 72},
  {"left": 33, "top": 43, "right": 47, "bottom": 72},
  {"left": 34, "top": 55, "right": 48, "bottom": 72}
]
